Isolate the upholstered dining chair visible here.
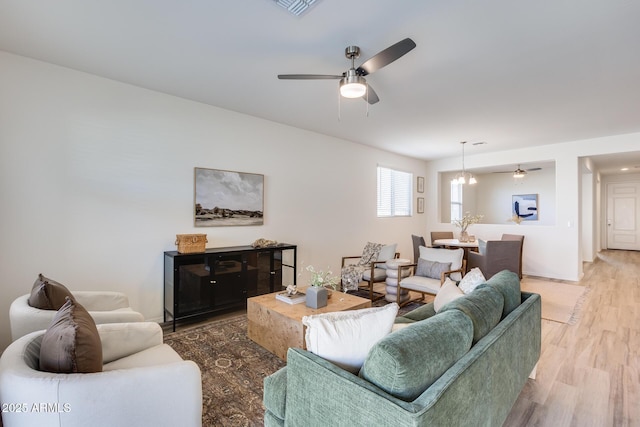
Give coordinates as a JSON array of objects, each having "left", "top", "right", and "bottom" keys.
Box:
[
  {"left": 430, "top": 231, "right": 454, "bottom": 248},
  {"left": 411, "top": 234, "right": 426, "bottom": 263},
  {"left": 501, "top": 234, "right": 525, "bottom": 278},
  {"left": 466, "top": 240, "right": 522, "bottom": 279}
]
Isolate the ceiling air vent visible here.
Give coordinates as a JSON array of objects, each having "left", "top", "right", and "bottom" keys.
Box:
[{"left": 274, "top": 0, "right": 318, "bottom": 16}]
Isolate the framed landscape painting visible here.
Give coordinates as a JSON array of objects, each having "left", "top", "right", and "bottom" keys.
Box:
[
  {"left": 512, "top": 194, "right": 538, "bottom": 221},
  {"left": 194, "top": 167, "right": 264, "bottom": 227}
]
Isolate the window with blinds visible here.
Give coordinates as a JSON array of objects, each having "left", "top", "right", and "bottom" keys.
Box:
[
  {"left": 450, "top": 181, "right": 463, "bottom": 221},
  {"left": 377, "top": 166, "right": 413, "bottom": 217}
]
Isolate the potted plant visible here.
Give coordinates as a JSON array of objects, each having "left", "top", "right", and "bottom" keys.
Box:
[{"left": 305, "top": 265, "right": 339, "bottom": 309}]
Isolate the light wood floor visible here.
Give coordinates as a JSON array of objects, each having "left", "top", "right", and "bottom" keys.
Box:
[{"left": 504, "top": 249, "right": 640, "bottom": 427}]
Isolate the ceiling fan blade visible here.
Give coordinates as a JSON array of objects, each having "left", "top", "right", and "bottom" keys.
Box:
[
  {"left": 363, "top": 84, "right": 380, "bottom": 104},
  {"left": 356, "top": 38, "right": 417, "bottom": 76},
  {"left": 526, "top": 167, "right": 542, "bottom": 171},
  {"left": 277, "top": 74, "right": 342, "bottom": 80}
]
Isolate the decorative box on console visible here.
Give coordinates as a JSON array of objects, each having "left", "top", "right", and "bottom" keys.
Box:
[{"left": 175, "top": 234, "right": 208, "bottom": 254}]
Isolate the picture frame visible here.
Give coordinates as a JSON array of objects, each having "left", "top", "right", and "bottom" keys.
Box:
[
  {"left": 417, "top": 197, "right": 425, "bottom": 214},
  {"left": 417, "top": 176, "right": 425, "bottom": 193},
  {"left": 512, "top": 194, "right": 538, "bottom": 221},
  {"left": 194, "top": 167, "right": 264, "bottom": 227}
]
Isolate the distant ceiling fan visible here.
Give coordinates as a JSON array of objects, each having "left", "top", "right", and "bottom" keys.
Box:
[
  {"left": 277, "top": 38, "right": 417, "bottom": 104},
  {"left": 493, "top": 165, "right": 542, "bottom": 178}
]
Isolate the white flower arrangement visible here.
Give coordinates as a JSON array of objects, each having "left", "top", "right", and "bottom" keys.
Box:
[
  {"left": 306, "top": 265, "right": 340, "bottom": 290},
  {"left": 452, "top": 212, "right": 484, "bottom": 233}
]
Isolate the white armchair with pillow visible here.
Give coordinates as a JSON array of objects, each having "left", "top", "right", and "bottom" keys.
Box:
[
  {"left": 10, "top": 274, "right": 145, "bottom": 341},
  {"left": 0, "top": 322, "right": 202, "bottom": 427},
  {"left": 397, "top": 246, "right": 465, "bottom": 306},
  {"left": 341, "top": 243, "right": 399, "bottom": 301}
]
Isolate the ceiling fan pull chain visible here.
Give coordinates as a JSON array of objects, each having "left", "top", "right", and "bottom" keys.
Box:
[
  {"left": 338, "top": 89, "right": 342, "bottom": 121},
  {"left": 366, "top": 82, "right": 369, "bottom": 117}
]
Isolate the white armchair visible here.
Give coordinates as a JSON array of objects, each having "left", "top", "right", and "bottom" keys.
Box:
[
  {"left": 0, "top": 322, "right": 202, "bottom": 427},
  {"left": 397, "top": 247, "right": 465, "bottom": 306},
  {"left": 10, "top": 291, "right": 145, "bottom": 341}
]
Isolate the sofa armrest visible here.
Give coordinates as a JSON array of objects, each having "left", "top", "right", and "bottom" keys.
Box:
[
  {"left": 98, "top": 322, "right": 164, "bottom": 364},
  {"left": 281, "top": 348, "right": 418, "bottom": 427},
  {"left": 73, "top": 291, "right": 132, "bottom": 311}
]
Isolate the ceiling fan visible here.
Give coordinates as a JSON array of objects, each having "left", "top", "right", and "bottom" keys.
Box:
[
  {"left": 277, "top": 38, "right": 417, "bottom": 104},
  {"left": 493, "top": 165, "right": 542, "bottom": 178}
]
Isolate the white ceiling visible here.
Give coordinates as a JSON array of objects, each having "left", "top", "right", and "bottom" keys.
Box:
[{"left": 1, "top": 1, "right": 639, "bottom": 167}]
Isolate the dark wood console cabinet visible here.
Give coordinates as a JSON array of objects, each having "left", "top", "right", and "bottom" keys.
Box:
[{"left": 164, "top": 243, "right": 296, "bottom": 331}]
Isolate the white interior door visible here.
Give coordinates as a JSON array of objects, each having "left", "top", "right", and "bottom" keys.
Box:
[{"left": 607, "top": 182, "right": 640, "bottom": 250}]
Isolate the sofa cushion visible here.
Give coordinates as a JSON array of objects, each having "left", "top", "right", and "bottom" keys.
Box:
[
  {"left": 360, "top": 310, "right": 473, "bottom": 401},
  {"left": 434, "top": 278, "right": 464, "bottom": 312},
  {"left": 418, "top": 246, "right": 464, "bottom": 280},
  {"left": 458, "top": 267, "right": 486, "bottom": 294},
  {"left": 439, "top": 286, "right": 504, "bottom": 344},
  {"left": 476, "top": 269, "right": 521, "bottom": 318},
  {"left": 302, "top": 303, "right": 398, "bottom": 373},
  {"left": 39, "top": 297, "right": 103, "bottom": 373},
  {"left": 28, "top": 273, "right": 75, "bottom": 310},
  {"left": 416, "top": 259, "right": 451, "bottom": 280}
]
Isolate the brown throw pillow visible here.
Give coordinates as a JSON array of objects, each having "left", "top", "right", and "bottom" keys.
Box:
[
  {"left": 416, "top": 259, "right": 452, "bottom": 280},
  {"left": 39, "top": 297, "right": 103, "bottom": 373},
  {"left": 27, "top": 274, "right": 75, "bottom": 310}
]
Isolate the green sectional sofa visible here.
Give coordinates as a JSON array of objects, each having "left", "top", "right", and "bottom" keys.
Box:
[{"left": 263, "top": 270, "right": 541, "bottom": 427}]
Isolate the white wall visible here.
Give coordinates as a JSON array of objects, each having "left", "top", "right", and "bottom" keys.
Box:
[
  {"left": 0, "top": 52, "right": 428, "bottom": 351},
  {"left": 425, "top": 134, "right": 640, "bottom": 282}
]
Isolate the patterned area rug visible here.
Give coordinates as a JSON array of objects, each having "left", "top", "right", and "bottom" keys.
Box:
[
  {"left": 163, "top": 296, "right": 425, "bottom": 426},
  {"left": 164, "top": 314, "right": 285, "bottom": 427}
]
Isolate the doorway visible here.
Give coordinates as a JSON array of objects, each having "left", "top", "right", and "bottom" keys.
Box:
[{"left": 606, "top": 182, "right": 640, "bottom": 250}]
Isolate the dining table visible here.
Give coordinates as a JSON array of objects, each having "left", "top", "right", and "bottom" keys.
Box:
[{"left": 433, "top": 238, "right": 480, "bottom": 261}]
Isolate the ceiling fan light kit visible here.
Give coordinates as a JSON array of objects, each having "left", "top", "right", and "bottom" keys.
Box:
[
  {"left": 278, "top": 38, "right": 416, "bottom": 106},
  {"left": 513, "top": 168, "right": 526, "bottom": 179},
  {"left": 340, "top": 70, "right": 367, "bottom": 98}
]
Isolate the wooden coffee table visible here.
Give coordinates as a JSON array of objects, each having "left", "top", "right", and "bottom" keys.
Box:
[{"left": 247, "top": 289, "right": 371, "bottom": 360}]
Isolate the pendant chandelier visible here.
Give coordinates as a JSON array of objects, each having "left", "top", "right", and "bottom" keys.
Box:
[{"left": 451, "top": 141, "right": 477, "bottom": 185}]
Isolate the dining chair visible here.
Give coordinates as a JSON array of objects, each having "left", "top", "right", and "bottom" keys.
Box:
[
  {"left": 430, "top": 231, "right": 454, "bottom": 248},
  {"left": 501, "top": 234, "right": 524, "bottom": 278}
]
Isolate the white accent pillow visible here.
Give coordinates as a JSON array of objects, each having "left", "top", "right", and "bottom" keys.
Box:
[
  {"left": 458, "top": 267, "right": 486, "bottom": 294},
  {"left": 418, "top": 246, "right": 464, "bottom": 281},
  {"left": 303, "top": 303, "right": 399, "bottom": 373},
  {"left": 434, "top": 278, "right": 464, "bottom": 312}
]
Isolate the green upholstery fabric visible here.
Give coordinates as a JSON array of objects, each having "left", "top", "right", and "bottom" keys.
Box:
[
  {"left": 263, "top": 291, "right": 542, "bottom": 427},
  {"left": 360, "top": 310, "right": 473, "bottom": 401},
  {"left": 396, "top": 302, "right": 436, "bottom": 322},
  {"left": 263, "top": 409, "right": 284, "bottom": 427},
  {"left": 476, "top": 269, "right": 521, "bottom": 318},
  {"left": 439, "top": 286, "right": 504, "bottom": 344},
  {"left": 263, "top": 366, "right": 287, "bottom": 421}
]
